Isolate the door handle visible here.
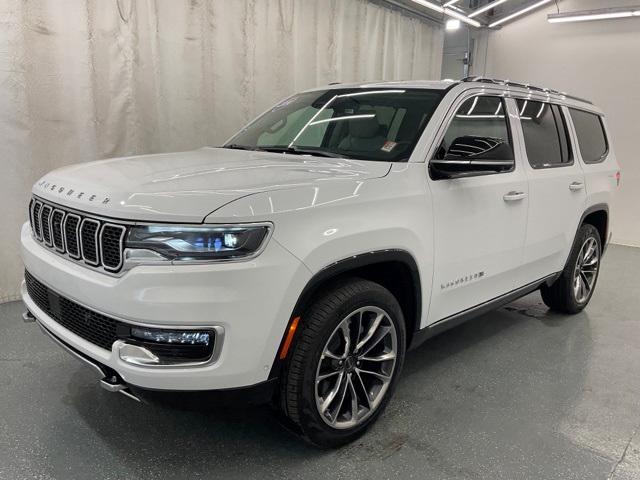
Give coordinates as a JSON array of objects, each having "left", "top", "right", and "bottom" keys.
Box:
[
  {"left": 569, "top": 182, "right": 585, "bottom": 192},
  {"left": 503, "top": 191, "right": 527, "bottom": 202}
]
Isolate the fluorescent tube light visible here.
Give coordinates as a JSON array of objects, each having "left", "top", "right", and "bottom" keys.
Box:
[
  {"left": 410, "top": 0, "right": 443, "bottom": 13},
  {"left": 548, "top": 6, "right": 640, "bottom": 23},
  {"left": 469, "top": 0, "right": 510, "bottom": 18},
  {"left": 489, "top": 0, "right": 553, "bottom": 27},
  {"left": 444, "top": 0, "right": 460, "bottom": 6},
  {"left": 444, "top": 7, "right": 482, "bottom": 27},
  {"left": 410, "top": 0, "right": 482, "bottom": 27}
]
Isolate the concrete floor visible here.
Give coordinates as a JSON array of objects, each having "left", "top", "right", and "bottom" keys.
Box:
[{"left": 1, "top": 245, "right": 639, "bottom": 480}]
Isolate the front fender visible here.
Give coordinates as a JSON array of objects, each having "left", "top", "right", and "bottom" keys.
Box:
[{"left": 206, "top": 167, "right": 434, "bottom": 329}]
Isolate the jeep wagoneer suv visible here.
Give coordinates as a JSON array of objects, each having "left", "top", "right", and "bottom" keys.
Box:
[{"left": 21, "top": 77, "right": 619, "bottom": 447}]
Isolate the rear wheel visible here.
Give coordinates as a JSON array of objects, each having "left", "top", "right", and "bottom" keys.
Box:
[
  {"left": 280, "top": 278, "right": 406, "bottom": 448},
  {"left": 541, "top": 223, "right": 601, "bottom": 313}
]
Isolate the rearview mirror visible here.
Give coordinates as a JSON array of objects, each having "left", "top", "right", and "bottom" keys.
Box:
[{"left": 430, "top": 136, "right": 514, "bottom": 179}]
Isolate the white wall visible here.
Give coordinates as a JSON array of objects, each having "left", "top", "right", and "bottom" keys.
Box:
[
  {"left": 0, "top": 0, "right": 444, "bottom": 303},
  {"left": 479, "top": 0, "right": 640, "bottom": 246}
]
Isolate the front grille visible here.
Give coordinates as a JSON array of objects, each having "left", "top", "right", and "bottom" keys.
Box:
[
  {"left": 41, "top": 205, "right": 53, "bottom": 245},
  {"left": 32, "top": 200, "right": 42, "bottom": 239},
  {"left": 64, "top": 214, "right": 80, "bottom": 258},
  {"left": 25, "top": 270, "right": 216, "bottom": 362},
  {"left": 51, "top": 210, "right": 65, "bottom": 251},
  {"left": 80, "top": 219, "right": 100, "bottom": 265},
  {"left": 101, "top": 224, "right": 126, "bottom": 270},
  {"left": 29, "top": 197, "right": 126, "bottom": 273}
]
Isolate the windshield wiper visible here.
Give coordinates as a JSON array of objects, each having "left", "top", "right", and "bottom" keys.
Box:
[
  {"left": 222, "top": 144, "right": 257, "bottom": 151},
  {"left": 257, "top": 146, "right": 346, "bottom": 159}
]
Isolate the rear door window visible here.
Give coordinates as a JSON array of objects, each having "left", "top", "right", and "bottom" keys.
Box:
[
  {"left": 569, "top": 108, "right": 608, "bottom": 163},
  {"left": 517, "top": 100, "right": 572, "bottom": 168}
]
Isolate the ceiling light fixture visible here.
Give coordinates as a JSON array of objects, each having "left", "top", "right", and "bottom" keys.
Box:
[
  {"left": 548, "top": 6, "right": 640, "bottom": 23},
  {"left": 410, "top": 0, "right": 443, "bottom": 13},
  {"left": 444, "top": 7, "right": 483, "bottom": 27},
  {"left": 444, "top": 0, "right": 460, "bottom": 6},
  {"left": 409, "top": 0, "right": 482, "bottom": 27},
  {"left": 446, "top": 19, "right": 461, "bottom": 30},
  {"left": 469, "top": 0, "right": 510, "bottom": 18},
  {"left": 489, "top": 0, "right": 553, "bottom": 27}
]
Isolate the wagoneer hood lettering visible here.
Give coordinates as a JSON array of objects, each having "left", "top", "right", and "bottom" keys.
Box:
[{"left": 33, "top": 147, "right": 391, "bottom": 222}]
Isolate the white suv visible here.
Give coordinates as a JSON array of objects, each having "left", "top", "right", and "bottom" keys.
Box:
[{"left": 21, "top": 78, "right": 619, "bottom": 447}]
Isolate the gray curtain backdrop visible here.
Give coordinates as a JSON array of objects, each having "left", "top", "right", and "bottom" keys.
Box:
[{"left": 0, "top": 0, "right": 443, "bottom": 303}]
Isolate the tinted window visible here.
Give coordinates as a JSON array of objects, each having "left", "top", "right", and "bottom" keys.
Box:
[
  {"left": 434, "top": 96, "right": 513, "bottom": 161},
  {"left": 570, "top": 108, "right": 608, "bottom": 163},
  {"left": 517, "top": 100, "right": 572, "bottom": 168},
  {"left": 226, "top": 89, "right": 444, "bottom": 162}
]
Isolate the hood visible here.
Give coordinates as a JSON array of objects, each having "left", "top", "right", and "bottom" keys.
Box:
[{"left": 32, "top": 148, "right": 391, "bottom": 222}]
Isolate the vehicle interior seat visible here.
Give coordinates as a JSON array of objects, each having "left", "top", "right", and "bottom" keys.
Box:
[{"left": 338, "top": 112, "right": 387, "bottom": 152}]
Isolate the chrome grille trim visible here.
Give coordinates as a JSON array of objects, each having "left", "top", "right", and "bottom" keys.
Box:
[
  {"left": 32, "top": 201, "right": 43, "bottom": 240},
  {"left": 51, "top": 209, "right": 66, "bottom": 253},
  {"left": 100, "top": 223, "right": 126, "bottom": 272},
  {"left": 80, "top": 218, "right": 101, "bottom": 266},
  {"left": 28, "top": 196, "right": 126, "bottom": 274},
  {"left": 63, "top": 213, "right": 81, "bottom": 259},
  {"left": 40, "top": 204, "right": 53, "bottom": 246}
]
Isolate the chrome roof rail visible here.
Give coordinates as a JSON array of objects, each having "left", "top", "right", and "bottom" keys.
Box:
[{"left": 460, "top": 76, "right": 593, "bottom": 105}]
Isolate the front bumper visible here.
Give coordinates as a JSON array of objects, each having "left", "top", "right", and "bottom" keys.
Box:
[{"left": 21, "top": 222, "right": 311, "bottom": 391}]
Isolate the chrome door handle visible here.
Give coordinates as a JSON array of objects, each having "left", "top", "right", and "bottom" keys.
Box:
[
  {"left": 569, "top": 182, "right": 585, "bottom": 192},
  {"left": 503, "top": 191, "right": 527, "bottom": 202}
]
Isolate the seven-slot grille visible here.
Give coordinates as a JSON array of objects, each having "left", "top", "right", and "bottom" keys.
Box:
[{"left": 29, "top": 197, "right": 127, "bottom": 273}]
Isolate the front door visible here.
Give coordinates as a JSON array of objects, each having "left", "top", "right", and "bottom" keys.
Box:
[{"left": 426, "top": 94, "right": 529, "bottom": 323}]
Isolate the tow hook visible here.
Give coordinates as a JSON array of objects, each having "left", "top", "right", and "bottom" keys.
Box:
[{"left": 100, "top": 375, "right": 141, "bottom": 402}]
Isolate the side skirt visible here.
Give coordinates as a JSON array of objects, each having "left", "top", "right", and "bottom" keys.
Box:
[{"left": 409, "top": 272, "right": 560, "bottom": 350}]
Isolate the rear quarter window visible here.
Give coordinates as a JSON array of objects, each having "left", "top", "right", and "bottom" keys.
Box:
[{"left": 569, "top": 108, "right": 609, "bottom": 164}]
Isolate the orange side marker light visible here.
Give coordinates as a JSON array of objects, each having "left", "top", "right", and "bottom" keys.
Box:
[{"left": 279, "top": 316, "right": 300, "bottom": 360}]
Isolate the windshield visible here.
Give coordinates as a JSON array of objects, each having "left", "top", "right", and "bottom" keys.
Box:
[{"left": 224, "top": 88, "right": 444, "bottom": 162}]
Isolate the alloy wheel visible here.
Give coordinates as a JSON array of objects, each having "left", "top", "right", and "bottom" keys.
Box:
[
  {"left": 314, "top": 306, "right": 398, "bottom": 430},
  {"left": 573, "top": 236, "right": 600, "bottom": 304}
]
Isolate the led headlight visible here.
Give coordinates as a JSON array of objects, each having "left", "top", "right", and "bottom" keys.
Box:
[{"left": 125, "top": 224, "right": 270, "bottom": 261}]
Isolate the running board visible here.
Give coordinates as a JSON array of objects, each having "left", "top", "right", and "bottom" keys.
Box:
[{"left": 409, "top": 273, "right": 560, "bottom": 350}]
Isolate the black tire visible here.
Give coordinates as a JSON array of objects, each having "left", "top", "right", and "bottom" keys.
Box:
[
  {"left": 280, "top": 278, "right": 406, "bottom": 448},
  {"left": 540, "top": 223, "right": 602, "bottom": 314}
]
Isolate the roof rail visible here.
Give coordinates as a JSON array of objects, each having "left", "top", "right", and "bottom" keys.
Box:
[{"left": 460, "top": 76, "right": 593, "bottom": 105}]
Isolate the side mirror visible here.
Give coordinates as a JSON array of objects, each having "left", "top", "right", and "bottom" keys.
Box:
[{"left": 430, "top": 136, "right": 514, "bottom": 179}]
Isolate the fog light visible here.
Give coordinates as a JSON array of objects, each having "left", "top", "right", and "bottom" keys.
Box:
[{"left": 131, "top": 327, "right": 211, "bottom": 345}]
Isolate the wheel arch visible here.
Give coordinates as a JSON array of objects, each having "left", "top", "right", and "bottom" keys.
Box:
[
  {"left": 269, "top": 249, "right": 422, "bottom": 379},
  {"left": 580, "top": 204, "right": 609, "bottom": 249},
  {"left": 563, "top": 203, "right": 609, "bottom": 272}
]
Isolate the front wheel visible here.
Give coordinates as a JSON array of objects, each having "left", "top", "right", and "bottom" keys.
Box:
[
  {"left": 280, "top": 278, "right": 406, "bottom": 448},
  {"left": 541, "top": 223, "right": 602, "bottom": 313}
]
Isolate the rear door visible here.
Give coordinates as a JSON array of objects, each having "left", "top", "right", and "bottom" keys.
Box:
[
  {"left": 515, "top": 100, "right": 587, "bottom": 286},
  {"left": 426, "top": 93, "right": 529, "bottom": 323},
  {"left": 566, "top": 107, "right": 619, "bottom": 242}
]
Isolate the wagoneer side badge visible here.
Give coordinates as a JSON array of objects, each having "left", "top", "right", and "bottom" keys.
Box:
[{"left": 441, "top": 271, "right": 485, "bottom": 290}]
